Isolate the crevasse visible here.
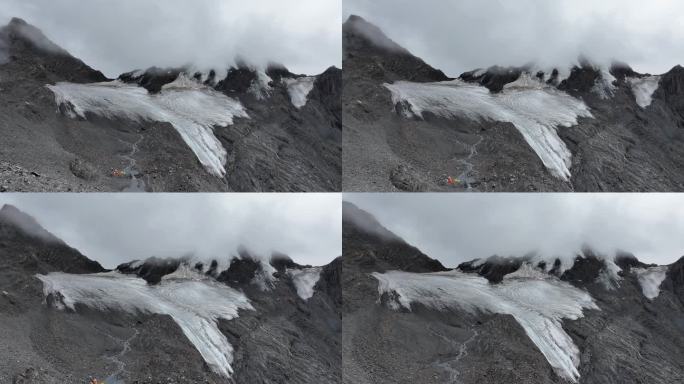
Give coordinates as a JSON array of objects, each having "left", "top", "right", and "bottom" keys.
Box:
[{"left": 372, "top": 270, "right": 598, "bottom": 382}]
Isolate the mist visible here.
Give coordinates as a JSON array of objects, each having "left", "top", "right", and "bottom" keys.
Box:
[
  {"left": 344, "top": 0, "right": 684, "bottom": 76},
  {"left": 0, "top": 194, "right": 341, "bottom": 269},
  {"left": 0, "top": 0, "right": 342, "bottom": 78},
  {"left": 345, "top": 193, "right": 684, "bottom": 266}
]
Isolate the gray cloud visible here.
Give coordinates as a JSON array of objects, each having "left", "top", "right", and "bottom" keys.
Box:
[
  {"left": 345, "top": 193, "right": 684, "bottom": 266},
  {"left": 345, "top": 0, "right": 684, "bottom": 75},
  {"left": 0, "top": 193, "right": 341, "bottom": 269},
  {"left": 0, "top": 0, "right": 341, "bottom": 77}
]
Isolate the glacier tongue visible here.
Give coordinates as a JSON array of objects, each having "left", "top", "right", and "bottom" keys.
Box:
[
  {"left": 384, "top": 79, "right": 594, "bottom": 180},
  {"left": 372, "top": 270, "right": 598, "bottom": 382},
  {"left": 37, "top": 271, "right": 253, "bottom": 378},
  {"left": 47, "top": 77, "right": 249, "bottom": 177}
]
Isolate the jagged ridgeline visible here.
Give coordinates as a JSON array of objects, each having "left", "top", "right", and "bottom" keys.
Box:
[
  {"left": 0, "top": 18, "right": 341, "bottom": 192},
  {"left": 342, "top": 202, "right": 684, "bottom": 384},
  {"left": 0, "top": 204, "right": 341, "bottom": 383},
  {"left": 343, "top": 15, "right": 684, "bottom": 192}
]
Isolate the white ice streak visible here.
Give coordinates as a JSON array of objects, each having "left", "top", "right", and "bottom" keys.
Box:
[
  {"left": 248, "top": 70, "right": 273, "bottom": 100},
  {"left": 595, "top": 258, "right": 622, "bottom": 290},
  {"left": 633, "top": 266, "right": 668, "bottom": 300},
  {"left": 283, "top": 76, "right": 317, "bottom": 109},
  {"left": 46, "top": 75, "right": 249, "bottom": 177},
  {"left": 251, "top": 259, "right": 277, "bottom": 291},
  {"left": 591, "top": 69, "right": 617, "bottom": 100},
  {"left": 373, "top": 270, "right": 598, "bottom": 382},
  {"left": 287, "top": 267, "right": 322, "bottom": 300},
  {"left": 627, "top": 76, "right": 661, "bottom": 108},
  {"left": 384, "top": 79, "right": 593, "bottom": 180},
  {"left": 37, "top": 271, "right": 253, "bottom": 378}
]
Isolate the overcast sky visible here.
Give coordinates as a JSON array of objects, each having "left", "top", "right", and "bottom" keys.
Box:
[
  {"left": 0, "top": 0, "right": 341, "bottom": 77},
  {"left": 346, "top": 193, "right": 684, "bottom": 266},
  {"left": 345, "top": 0, "right": 684, "bottom": 75},
  {"left": 0, "top": 194, "right": 341, "bottom": 269}
]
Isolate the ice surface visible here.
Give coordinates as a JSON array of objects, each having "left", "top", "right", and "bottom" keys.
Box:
[
  {"left": 633, "top": 266, "right": 668, "bottom": 300},
  {"left": 47, "top": 76, "right": 249, "bottom": 177},
  {"left": 373, "top": 270, "right": 598, "bottom": 382},
  {"left": 37, "top": 271, "right": 253, "bottom": 378},
  {"left": 627, "top": 76, "right": 661, "bottom": 108},
  {"left": 283, "top": 76, "right": 316, "bottom": 109},
  {"left": 384, "top": 79, "right": 593, "bottom": 180},
  {"left": 287, "top": 267, "right": 322, "bottom": 300}
]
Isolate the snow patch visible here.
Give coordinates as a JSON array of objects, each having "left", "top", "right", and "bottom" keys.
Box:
[
  {"left": 503, "top": 262, "right": 548, "bottom": 280},
  {"left": 373, "top": 270, "right": 597, "bottom": 382},
  {"left": 47, "top": 78, "right": 249, "bottom": 177},
  {"left": 385, "top": 79, "right": 593, "bottom": 180},
  {"left": 627, "top": 76, "right": 661, "bottom": 108},
  {"left": 591, "top": 69, "right": 617, "bottom": 99},
  {"left": 251, "top": 259, "right": 277, "bottom": 291},
  {"left": 248, "top": 70, "right": 273, "bottom": 100},
  {"left": 283, "top": 76, "right": 316, "bottom": 108},
  {"left": 596, "top": 259, "right": 622, "bottom": 290},
  {"left": 287, "top": 267, "right": 322, "bottom": 300},
  {"left": 37, "top": 271, "right": 253, "bottom": 378},
  {"left": 633, "top": 266, "right": 668, "bottom": 300}
]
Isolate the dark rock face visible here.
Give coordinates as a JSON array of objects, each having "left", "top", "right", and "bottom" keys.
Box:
[
  {"left": 217, "top": 256, "right": 261, "bottom": 286},
  {"left": 461, "top": 66, "right": 524, "bottom": 93},
  {"left": 343, "top": 202, "right": 447, "bottom": 273},
  {"left": 116, "top": 257, "right": 181, "bottom": 285},
  {"left": 343, "top": 15, "right": 449, "bottom": 83},
  {"left": 119, "top": 67, "right": 183, "bottom": 93},
  {"left": 458, "top": 255, "right": 524, "bottom": 283},
  {"left": 662, "top": 256, "right": 684, "bottom": 304},
  {"left": 0, "top": 204, "right": 104, "bottom": 275}
]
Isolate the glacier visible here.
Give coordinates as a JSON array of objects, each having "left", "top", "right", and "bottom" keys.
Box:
[
  {"left": 384, "top": 79, "right": 593, "bottom": 180},
  {"left": 287, "top": 267, "right": 322, "bottom": 300},
  {"left": 633, "top": 266, "right": 668, "bottom": 300},
  {"left": 283, "top": 76, "right": 316, "bottom": 109},
  {"left": 372, "top": 270, "right": 598, "bottom": 382},
  {"left": 627, "top": 76, "right": 661, "bottom": 108},
  {"left": 37, "top": 271, "right": 253, "bottom": 378},
  {"left": 46, "top": 75, "right": 249, "bottom": 177}
]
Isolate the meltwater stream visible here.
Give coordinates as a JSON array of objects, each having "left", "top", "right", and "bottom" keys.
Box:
[
  {"left": 372, "top": 270, "right": 598, "bottom": 382},
  {"left": 384, "top": 78, "right": 593, "bottom": 180},
  {"left": 37, "top": 271, "right": 253, "bottom": 378}
]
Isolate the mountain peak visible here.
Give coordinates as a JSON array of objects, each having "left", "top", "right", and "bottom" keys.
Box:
[{"left": 0, "top": 204, "right": 64, "bottom": 244}]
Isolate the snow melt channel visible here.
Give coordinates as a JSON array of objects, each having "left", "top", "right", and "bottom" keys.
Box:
[
  {"left": 37, "top": 271, "right": 253, "bottom": 378},
  {"left": 384, "top": 79, "right": 593, "bottom": 180},
  {"left": 283, "top": 76, "right": 316, "bottom": 109},
  {"left": 372, "top": 270, "right": 598, "bottom": 382},
  {"left": 627, "top": 76, "right": 661, "bottom": 108},
  {"left": 287, "top": 267, "right": 322, "bottom": 300},
  {"left": 47, "top": 75, "right": 249, "bottom": 177}
]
